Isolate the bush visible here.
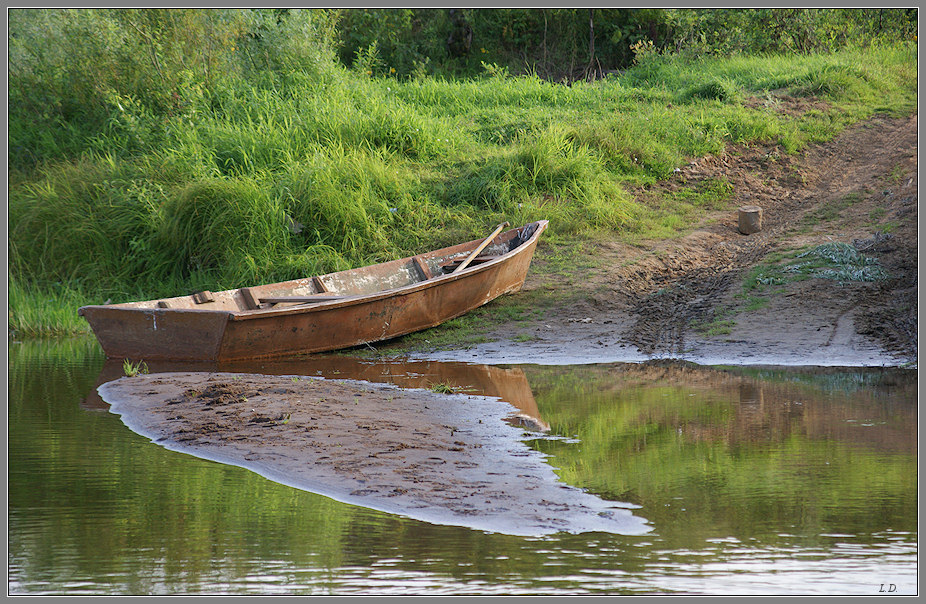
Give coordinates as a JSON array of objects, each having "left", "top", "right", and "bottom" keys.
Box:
[
  {"left": 683, "top": 76, "right": 744, "bottom": 103},
  {"left": 7, "top": 8, "right": 341, "bottom": 170},
  {"left": 9, "top": 158, "right": 164, "bottom": 288},
  {"left": 330, "top": 8, "right": 917, "bottom": 81},
  {"left": 446, "top": 127, "right": 634, "bottom": 233}
]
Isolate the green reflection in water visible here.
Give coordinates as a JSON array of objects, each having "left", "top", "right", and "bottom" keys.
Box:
[
  {"left": 8, "top": 339, "right": 918, "bottom": 595},
  {"left": 522, "top": 362, "right": 917, "bottom": 550},
  {"left": 8, "top": 339, "right": 588, "bottom": 594},
  {"left": 9, "top": 339, "right": 362, "bottom": 592}
]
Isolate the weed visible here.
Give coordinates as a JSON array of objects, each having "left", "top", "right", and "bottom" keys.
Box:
[
  {"left": 869, "top": 207, "right": 887, "bottom": 221},
  {"left": 741, "top": 296, "right": 770, "bottom": 312},
  {"left": 122, "top": 359, "right": 149, "bottom": 377},
  {"left": 802, "top": 192, "right": 865, "bottom": 227},
  {"left": 429, "top": 382, "right": 464, "bottom": 394},
  {"left": 627, "top": 175, "right": 736, "bottom": 241},
  {"left": 683, "top": 76, "right": 744, "bottom": 104},
  {"left": 703, "top": 319, "right": 736, "bottom": 336},
  {"left": 692, "top": 306, "right": 737, "bottom": 336},
  {"left": 798, "top": 242, "right": 875, "bottom": 266},
  {"left": 387, "top": 301, "right": 515, "bottom": 352},
  {"left": 747, "top": 242, "right": 888, "bottom": 293},
  {"left": 7, "top": 277, "right": 91, "bottom": 338},
  {"left": 889, "top": 163, "right": 906, "bottom": 183}
]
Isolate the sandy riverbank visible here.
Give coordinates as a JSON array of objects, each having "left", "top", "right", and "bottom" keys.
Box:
[{"left": 100, "top": 371, "right": 651, "bottom": 537}]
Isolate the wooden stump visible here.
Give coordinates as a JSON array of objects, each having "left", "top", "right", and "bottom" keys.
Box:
[{"left": 737, "top": 205, "right": 763, "bottom": 235}]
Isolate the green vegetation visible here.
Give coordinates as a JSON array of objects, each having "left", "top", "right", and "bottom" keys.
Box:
[
  {"left": 690, "top": 302, "right": 764, "bottom": 337},
  {"left": 8, "top": 278, "right": 92, "bottom": 338},
  {"left": 692, "top": 309, "right": 737, "bottom": 336},
  {"left": 744, "top": 242, "right": 889, "bottom": 295},
  {"left": 869, "top": 206, "right": 888, "bottom": 221},
  {"left": 385, "top": 304, "right": 500, "bottom": 351},
  {"left": 122, "top": 358, "right": 149, "bottom": 377},
  {"left": 428, "top": 381, "right": 473, "bottom": 395},
  {"left": 633, "top": 177, "right": 735, "bottom": 240},
  {"left": 695, "top": 237, "right": 887, "bottom": 335},
  {"left": 740, "top": 295, "right": 770, "bottom": 312},
  {"left": 334, "top": 8, "right": 916, "bottom": 81},
  {"left": 513, "top": 333, "right": 538, "bottom": 343},
  {"left": 800, "top": 190, "right": 867, "bottom": 230},
  {"left": 7, "top": 9, "right": 918, "bottom": 336},
  {"left": 374, "top": 295, "right": 545, "bottom": 353}
]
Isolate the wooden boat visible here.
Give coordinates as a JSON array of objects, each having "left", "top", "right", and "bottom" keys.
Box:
[{"left": 79, "top": 220, "right": 548, "bottom": 362}]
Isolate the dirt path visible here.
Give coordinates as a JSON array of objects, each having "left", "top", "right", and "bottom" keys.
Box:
[{"left": 410, "top": 114, "right": 918, "bottom": 367}]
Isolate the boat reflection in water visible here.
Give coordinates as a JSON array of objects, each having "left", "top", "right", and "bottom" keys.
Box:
[{"left": 82, "top": 355, "right": 550, "bottom": 432}]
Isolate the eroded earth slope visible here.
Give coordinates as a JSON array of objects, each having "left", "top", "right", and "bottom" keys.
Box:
[{"left": 415, "top": 114, "right": 917, "bottom": 367}]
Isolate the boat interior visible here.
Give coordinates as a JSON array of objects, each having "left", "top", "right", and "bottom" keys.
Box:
[{"left": 110, "top": 222, "right": 542, "bottom": 314}]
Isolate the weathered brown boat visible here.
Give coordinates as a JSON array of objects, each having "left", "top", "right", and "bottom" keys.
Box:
[{"left": 78, "top": 220, "right": 548, "bottom": 361}]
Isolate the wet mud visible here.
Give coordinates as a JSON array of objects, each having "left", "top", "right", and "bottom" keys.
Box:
[{"left": 100, "top": 371, "right": 650, "bottom": 537}]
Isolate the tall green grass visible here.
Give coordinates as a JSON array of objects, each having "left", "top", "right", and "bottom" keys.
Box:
[
  {"left": 8, "top": 278, "right": 93, "bottom": 338},
  {"left": 8, "top": 40, "right": 918, "bottom": 336}
]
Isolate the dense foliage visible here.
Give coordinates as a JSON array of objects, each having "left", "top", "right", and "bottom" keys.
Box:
[
  {"left": 6, "top": 8, "right": 918, "bottom": 336},
  {"left": 336, "top": 8, "right": 917, "bottom": 80}
]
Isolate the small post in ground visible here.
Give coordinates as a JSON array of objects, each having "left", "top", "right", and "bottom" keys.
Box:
[{"left": 738, "top": 205, "right": 763, "bottom": 235}]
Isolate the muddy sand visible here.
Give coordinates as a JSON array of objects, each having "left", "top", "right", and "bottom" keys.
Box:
[
  {"left": 101, "top": 371, "right": 650, "bottom": 537},
  {"left": 98, "top": 113, "right": 917, "bottom": 537}
]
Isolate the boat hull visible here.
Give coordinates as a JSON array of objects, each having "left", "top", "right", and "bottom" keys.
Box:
[{"left": 79, "top": 221, "right": 547, "bottom": 361}]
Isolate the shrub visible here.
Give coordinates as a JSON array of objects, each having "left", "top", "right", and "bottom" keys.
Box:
[{"left": 683, "top": 76, "right": 744, "bottom": 103}]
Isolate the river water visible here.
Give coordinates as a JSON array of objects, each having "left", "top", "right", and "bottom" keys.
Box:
[{"left": 7, "top": 337, "right": 917, "bottom": 595}]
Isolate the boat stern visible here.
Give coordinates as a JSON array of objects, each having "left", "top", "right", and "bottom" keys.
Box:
[{"left": 79, "top": 305, "right": 232, "bottom": 361}]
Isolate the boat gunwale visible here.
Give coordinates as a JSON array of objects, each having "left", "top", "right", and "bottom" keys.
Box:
[
  {"left": 77, "top": 221, "right": 548, "bottom": 322},
  {"left": 231, "top": 219, "right": 546, "bottom": 321}
]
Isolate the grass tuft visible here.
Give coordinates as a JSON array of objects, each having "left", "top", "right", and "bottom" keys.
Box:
[{"left": 122, "top": 359, "right": 149, "bottom": 377}]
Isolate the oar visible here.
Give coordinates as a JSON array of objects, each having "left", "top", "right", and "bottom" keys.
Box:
[{"left": 453, "top": 222, "right": 510, "bottom": 274}]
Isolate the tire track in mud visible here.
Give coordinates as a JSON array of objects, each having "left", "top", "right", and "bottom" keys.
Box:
[{"left": 624, "top": 240, "right": 775, "bottom": 356}]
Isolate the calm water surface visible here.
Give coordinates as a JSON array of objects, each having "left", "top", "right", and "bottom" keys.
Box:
[{"left": 8, "top": 338, "right": 917, "bottom": 595}]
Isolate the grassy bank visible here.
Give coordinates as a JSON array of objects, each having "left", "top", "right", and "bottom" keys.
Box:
[{"left": 8, "top": 36, "right": 917, "bottom": 337}]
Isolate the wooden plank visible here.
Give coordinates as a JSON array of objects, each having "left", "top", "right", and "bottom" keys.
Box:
[
  {"left": 192, "top": 291, "right": 215, "bottom": 304},
  {"left": 453, "top": 222, "right": 509, "bottom": 273},
  {"left": 312, "top": 276, "right": 329, "bottom": 293},
  {"left": 239, "top": 288, "right": 260, "bottom": 310},
  {"left": 259, "top": 295, "right": 346, "bottom": 304},
  {"left": 412, "top": 256, "right": 434, "bottom": 280},
  {"left": 440, "top": 255, "right": 500, "bottom": 271}
]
